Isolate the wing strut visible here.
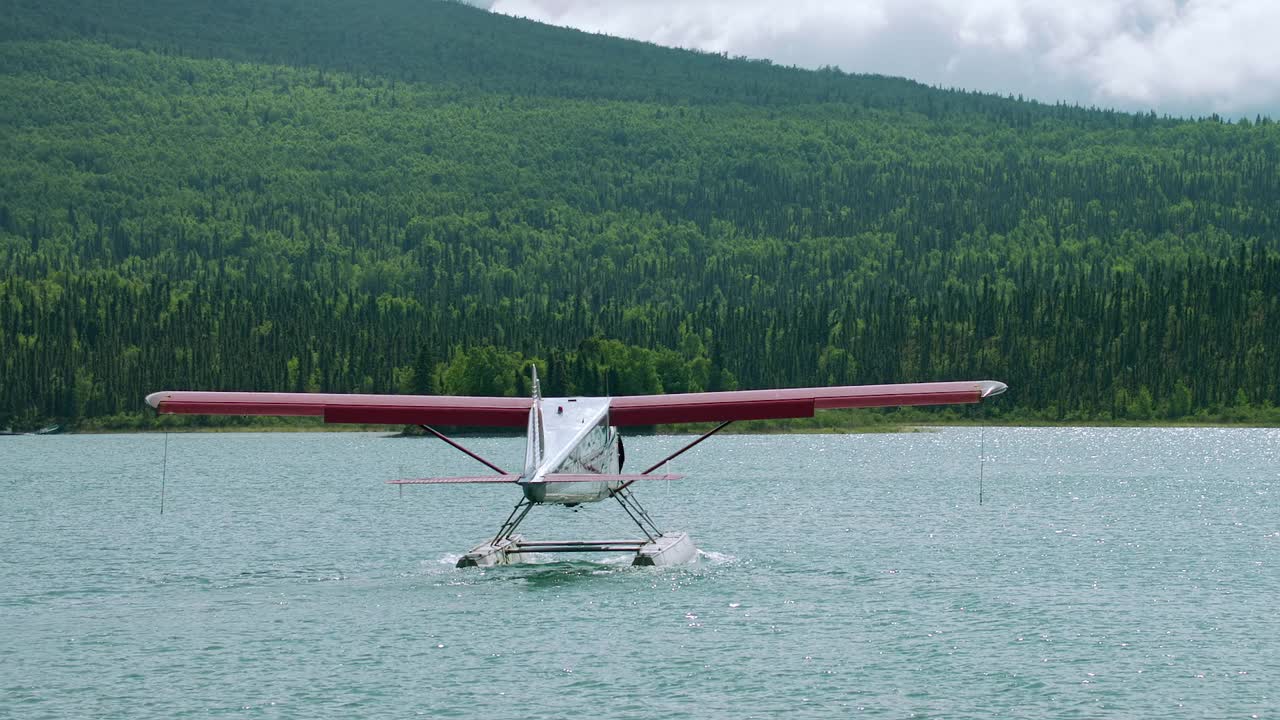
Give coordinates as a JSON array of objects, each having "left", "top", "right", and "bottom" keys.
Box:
[
  {"left": 639, "top": 420, "right": 733, "bottom": 475},
  {"left": 613, "top": 420, "right": 734, "bottom": 495},
  {"left": 420, "top": 424, "right": 508, "bottom": 475}
]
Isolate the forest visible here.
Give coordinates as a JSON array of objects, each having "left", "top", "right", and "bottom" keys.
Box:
[{"left": 2, "top": 0, "right": 1278, "bottom": 429}]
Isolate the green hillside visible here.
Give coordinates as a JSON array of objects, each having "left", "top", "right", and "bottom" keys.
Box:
[
  {"left": 7, "top": 0, "right": 1092, "bottom": 117},
  {"left": 2, "top": 0, "right": 1278, "bottom": 429}
]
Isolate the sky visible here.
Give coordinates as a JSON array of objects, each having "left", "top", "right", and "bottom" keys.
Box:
[{"left": 474, "top": 0, "right": 1279, "bottom": 119}]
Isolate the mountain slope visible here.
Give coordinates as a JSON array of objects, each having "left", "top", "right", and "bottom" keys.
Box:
[
  {"left": 7, "top": 0, "right": 1139, "bottom": 121},
  {"left": 1, "top": 0, "right": 1278, "bottom": 427}
]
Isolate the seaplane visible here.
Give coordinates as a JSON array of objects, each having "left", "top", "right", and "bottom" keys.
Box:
[{"left": 146, "top": 373, "right": 1006, "bottom": 567}]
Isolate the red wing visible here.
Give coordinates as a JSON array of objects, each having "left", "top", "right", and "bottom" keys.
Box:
[
  {"left": 607, "top": 381, "right": 1006, "bottom": 426},
  {"left": 146, "top": 380, "right": 1005, "bottom": 427},
  {"left": 145, "top": 391, "right": 532, "bottom": 427}
]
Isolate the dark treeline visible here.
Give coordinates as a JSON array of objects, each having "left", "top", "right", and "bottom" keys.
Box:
[{"left": 2, "top": 1, "right": 1278, "bottom": 428}]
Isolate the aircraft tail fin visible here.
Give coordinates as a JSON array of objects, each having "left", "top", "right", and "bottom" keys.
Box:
[{"left": 523, "top": 365, "right": 545, "bottom": 477}]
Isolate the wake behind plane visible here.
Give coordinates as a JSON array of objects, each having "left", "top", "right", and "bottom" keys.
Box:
[{"left": 147, "top": 373, "right": 1006, "bottom": 567}]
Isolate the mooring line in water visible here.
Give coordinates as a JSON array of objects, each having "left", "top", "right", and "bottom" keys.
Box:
[
  {"left": 978, "top": 422, "right": 986, "bottom": 506},
  {"left": 160, "top": 430, "right": 169, "bottom": 515}
]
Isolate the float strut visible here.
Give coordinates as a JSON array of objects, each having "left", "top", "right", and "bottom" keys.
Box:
[
  {"left": 612, "top": 488, "right": 660, "bottom": 542},
  {"left": 492, "top": 497, "right": 535, "bottom": 545}
]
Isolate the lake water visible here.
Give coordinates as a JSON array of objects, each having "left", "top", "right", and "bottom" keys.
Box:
[{"left": 1, "top": 428, "right": 1276, "bottom": 718}]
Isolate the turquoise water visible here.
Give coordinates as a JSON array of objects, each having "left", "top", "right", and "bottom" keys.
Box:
[{"left": 2, "top": 428, "right": 1276, "bottom": 718}]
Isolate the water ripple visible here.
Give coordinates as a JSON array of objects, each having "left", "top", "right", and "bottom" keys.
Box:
[{"left": 1, "top": 428, "right": 1276, "bottom": 718}]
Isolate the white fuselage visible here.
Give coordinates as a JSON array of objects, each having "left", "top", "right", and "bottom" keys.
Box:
[{"left": 521, "top": 397, "right": 623, "bottom": 505}]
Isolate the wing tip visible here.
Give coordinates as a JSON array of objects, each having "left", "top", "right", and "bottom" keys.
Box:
[{"left": 978, "top": 381, "right": 1008, "bottom": 398}]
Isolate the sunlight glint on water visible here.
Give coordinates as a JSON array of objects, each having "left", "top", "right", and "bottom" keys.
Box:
[{"left": 1, "top": 428, "right": 1276, "bottom": 718}]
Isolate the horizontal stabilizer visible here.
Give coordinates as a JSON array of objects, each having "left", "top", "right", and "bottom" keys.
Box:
[
  {"left": 538, "top": 473, "right": 683, "bottom": 483},
  {"left": 387, "top": 474, "right": 519, "bottom": 485}
]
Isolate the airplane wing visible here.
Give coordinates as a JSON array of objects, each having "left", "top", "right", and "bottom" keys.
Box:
[
  {"left": 607, "top": 380, "right": 1007, "bottom": 426},
  {"left": 146, "top": 380, "right": 1005, "bottom": 427},
  {"left": 145, "top": 391, "right": 532, "bottom": 426}
]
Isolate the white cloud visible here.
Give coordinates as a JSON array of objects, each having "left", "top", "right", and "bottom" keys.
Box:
[{"left": 480, "top": 0, "right": 1280, "bottom": 117}]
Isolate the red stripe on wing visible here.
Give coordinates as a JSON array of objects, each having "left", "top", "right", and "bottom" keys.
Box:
[
  {"left": 608, "top": 381, "right": 1005, "bottom": 426},
  {"left": 145, "top": 391, "right": 532, "bottom": 427},
  {"left": 610, "top": 397, "right": 815, "bottom": 426}
]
